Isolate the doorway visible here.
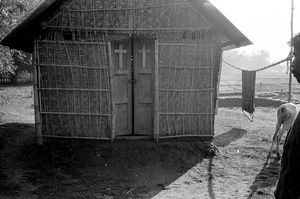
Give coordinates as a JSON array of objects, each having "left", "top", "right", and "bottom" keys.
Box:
[{"left": 111, "top": 38, "right": 155, "bottom": 136}]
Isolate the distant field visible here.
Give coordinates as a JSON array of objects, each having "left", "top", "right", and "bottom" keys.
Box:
[
  {"left": 219, "top": 77, "right": 300, "bottom": 103},
  {"left": 220, "top": 77, "right": 300, "bottom": 93}
]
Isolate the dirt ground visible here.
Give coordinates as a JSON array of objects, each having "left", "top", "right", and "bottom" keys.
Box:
[{"left": 0, "top": 85, "right": 291, "bottom": 199}]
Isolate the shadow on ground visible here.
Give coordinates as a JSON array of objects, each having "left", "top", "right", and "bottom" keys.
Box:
[
  {"left": 0, "top": 123, "right": 216, "bottom": 199},
  {"left": 213, "top": 128, "right": 247, "bottom": 147},
  {"left": 247, "top": 157, "right": 280, "bottom": 199}
]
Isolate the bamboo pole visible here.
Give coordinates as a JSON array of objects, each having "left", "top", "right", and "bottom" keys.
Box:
[
  {"left": 45, "top": 42, "right": 52, "bottom": 136},
  {"left": 46, "top": 26, "right": 212, "bottom": 32},
  {"left": 77, "top": 42, "right": 85, "bottom": 137},
  {"left": 159, "top": 135, "right": 213, "bottom": 139},
  {"left": 103, "top": 43, "right": 111, "bottom": 139},
  {"left": 288, "top": 0, "right": 294, "bottom": 102},
  {"left": 158, "top": 43, "right": 216, "bottom": 47},
  {"left": 43, "top": 135, "right": 111, "bottom": 140},
  {"left": 96, "top": 44, "right": 104, "bottom": 137},
  {"left": 37, "top": 63, "right": 106, "bottom": 70},
  {"left": 210, "top": 46, "right": 214, "bottom": 136},
  {"left": 38, "top": 87, "right": 110, "bottom": 92},
  {"left": 215, "top": 48, "right": 223, "bottom": 115},
  {"left": 84, "top": 42, "right": 92, "bottom": 138},
  {"left": 38, "top": 40, "right": 107, "bottom": 45},
  {"left": 67, "top": 2, "right": 190, "bottom": 12},
  {"left": 33, "top": 40, "right": 42, "bottom": 145},
  {"left": 158, "top": 65, "right": 213, "bottom": 69},
  {"left": 205, "top": 32, "right": 209, "bottom": 135},
  {"left": 154, "top": 40, "right": 159, "bottom": 141},
  {"left": 108, "top": 42, "right": 116, "bottom": 142},
  {"left": 159, "top": 112, "right": 214, "bottom": 115},
  {"left": 40, "top": 112, "right": 111, "bottom": 116}
]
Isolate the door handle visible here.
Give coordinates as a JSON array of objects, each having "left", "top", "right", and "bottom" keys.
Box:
[{"left": 128, "top": 79, "right": 137, "bottom": 84}]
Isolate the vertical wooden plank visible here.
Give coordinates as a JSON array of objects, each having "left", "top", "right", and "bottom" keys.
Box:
[
  {"left": 34, "top": 39, "right": 42, "bottom": 145},
  {"left": 154, "top": 40, "right": 159, "bottom": 141},
  {"left": 108, "top": 42, "right": 116, "bottom": 142}
]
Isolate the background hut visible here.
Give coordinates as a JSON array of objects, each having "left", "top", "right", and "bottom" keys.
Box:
[{"left": 0, "top": 0, "right": 251, "bottom": 143}]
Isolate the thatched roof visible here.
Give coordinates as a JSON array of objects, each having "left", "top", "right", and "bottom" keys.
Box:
[{"left": 0, "top": 0, "right": 252, "bottom": 53}]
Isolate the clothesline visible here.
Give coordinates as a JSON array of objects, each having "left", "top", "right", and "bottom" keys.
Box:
[{"left": 223, "top": 55, "right": 292, "bottom": 72}]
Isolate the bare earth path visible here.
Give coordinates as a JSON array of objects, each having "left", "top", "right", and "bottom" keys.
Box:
[
  {"left": 0, "top": 86, "right": 282, "bottom": 199},
  {"left": 154, "top": 107, "right": 279, "bottom": 199}
]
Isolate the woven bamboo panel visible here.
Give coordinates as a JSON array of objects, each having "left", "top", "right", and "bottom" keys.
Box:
[
  {"left": 36, "top": 39, "right": 111, "bottom": 139},
  {"left": 156, "top": 30, "right": 216, "bottom": 137},
  {"left": 46, "top": 0, "right": 210, "bottom": 31}
]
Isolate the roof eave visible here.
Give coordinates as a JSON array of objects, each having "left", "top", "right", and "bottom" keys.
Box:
[{"left": 187, "top": 0, "right": 252, "bottom": 49}]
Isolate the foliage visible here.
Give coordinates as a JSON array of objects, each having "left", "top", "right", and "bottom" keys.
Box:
[{"left": 0, "top": 0, "right": 39, "bottom": 75}]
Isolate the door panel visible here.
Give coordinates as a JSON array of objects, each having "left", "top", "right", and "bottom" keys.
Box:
[
  {"left": 111, "top": 40, "right": 132, "bottom": 135},
  {"left": 134, "top": 39, "right": 155, "bottom": 135},
  {"left": 111, "top": 38, "right": 155, "bottom": 136}
]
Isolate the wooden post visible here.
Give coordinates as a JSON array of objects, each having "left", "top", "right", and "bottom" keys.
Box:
[
  {"left": 154, "top": 40, "right": 159, "bottom": 141},
  {"left": 108, "top": 42, "right": 116, "bottom": 142},
  {"left": 34, "top": 40, "right": 42, "bottom": 145},
  {"left": 288, "top": 0, "right": 294, "bottom": 102},
  {"left": 215, "top": 48, "right": 223, "bottom": 115}
]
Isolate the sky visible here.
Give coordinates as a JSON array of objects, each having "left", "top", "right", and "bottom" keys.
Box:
[{"left": 210, "top": 0, "right": 300, "bottom": 63}]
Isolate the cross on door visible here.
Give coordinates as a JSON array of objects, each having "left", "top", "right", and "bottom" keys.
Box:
[
  {"left": 138, "top": 44, "right": 151, "bottom": 68},
  {"left": 114, "top": 44, "right": 127, "bottom": 69}
]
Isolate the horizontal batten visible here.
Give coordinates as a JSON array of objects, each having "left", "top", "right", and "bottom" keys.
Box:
[
  {"left": 159, "top": 88, "right": 214, "bottom": 92},
  {"left": 37, "top": 40, "right": 107, "bottom": 45},
  {"left": 43, "top": 135, "right": 111, "bottom": 140},
  {"left": 46, "top": 26, "right": 211, "bottom": 32},
  {"left": 40, "top": 112, "right": 111, "bottom": 117},
  {"left": 68, "top": 3, "right": 189, "bottom": 12},
  {"left": 158, "top": 65, "right": 213, "bottom": 69},
  {"left": 158, "top": 112, "right": 214, "bottom": 115},
  {"left": 159, "top": 135, "right": 213, "bottom": 139},
  {"left": 158, "top": 43, "right": 215, "bottom": 47},
  {"left": 38, "top": 88, "right": 110, "bottom": 92},
  {"left": 37, "top": 63, "right": 108, "bottom": 70}
]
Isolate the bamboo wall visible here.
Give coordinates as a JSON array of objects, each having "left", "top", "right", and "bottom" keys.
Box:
[
  {"left": 35, "top": 33, "right": 112, "bottom": 139},
  {"left": 46, "top": 0, "right": 210, "bottom": 31},
  {"left": 156, "top": 31, "right": 219, "bottom": 138}
]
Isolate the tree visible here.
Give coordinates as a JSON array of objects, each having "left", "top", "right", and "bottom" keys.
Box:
[{"left": 0, "top": 0, "right": 39, "bottom": 76}]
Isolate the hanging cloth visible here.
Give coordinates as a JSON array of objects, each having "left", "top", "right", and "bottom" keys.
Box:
[{"left": 242, "top": 70, "right": 256, "bottom": 114}]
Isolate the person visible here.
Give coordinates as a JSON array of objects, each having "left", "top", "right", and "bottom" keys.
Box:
[{"left": 274, "top": 32, "right": 300, "bottom": 199}]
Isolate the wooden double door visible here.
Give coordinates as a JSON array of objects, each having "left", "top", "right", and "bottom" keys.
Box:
[{"left": 111, "top": 38, "right": 155, "bottom": 136}]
